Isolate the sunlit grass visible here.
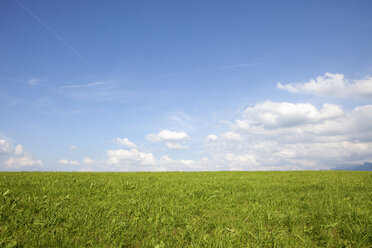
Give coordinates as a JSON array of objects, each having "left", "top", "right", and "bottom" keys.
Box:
[{"left": 0, "top": 171, "right": 371, "bottom": 247}]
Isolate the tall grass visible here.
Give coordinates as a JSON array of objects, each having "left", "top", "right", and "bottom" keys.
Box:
[{"left": 0, "top": 171, "right": 371, "bottom": 247}]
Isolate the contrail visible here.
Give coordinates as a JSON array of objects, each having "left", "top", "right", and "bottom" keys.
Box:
[{"left": 15, "top": 0, "right": 89, "bottom": 63}]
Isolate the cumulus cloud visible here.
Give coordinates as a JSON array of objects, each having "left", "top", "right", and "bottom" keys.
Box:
[
  {"left": 224, "top": 153, "right": 259, "bottom": 171},
  {"left": 0, "top": 140, "right": 12, "bottom": 154},
  {"left": 238, "top": 101, "right": 343, "bottom": 129},
  {"left": 6, "top": 70, "right": 371, "bottom": 172},
  {"left": 14, "top": 145, "right": 24, "bottom": 155},
  {"left": 0, "top": 140, "right": 43, "bottom": 170},
  {"left": 277, "top": 73, "right": 372, "bottom": 99},
  {"left": 206, "top": 134, "right": 218, "bottom": 143},
  {"left": 116, "top": 137, "right": 137, "bottom": 148},
  {"left": 236, "top": 102, "right": 372, "bottom": 143},
  {"left": 82, "top": 157, "right": 95, "bottom": 164},
  {"left": 146, "top": 130, "right": 190, "bottom": 149},
  {"left": 201, "top": 101, "right": 372, "bottom": 171},
  {"left": 156, "top": 156, "right": 196, "bottom": 171},
  {"left": 96, "top": 147, "right": 198, "bottom": 171},
  {"left": 105, "top": 148, "right": 156, "bottom": 170},
  {"left": 79, "top": 99, "right": 372, "bottom": 172},
  {"left": 57, "top": 159, "right": 80, "bottom": 165},
  {"left": 162, "top": 142, "right": 188, "bottom": 149},
  {"left": 58, "top": 97, "right": 371, "bottom": 172},
  {"left": 147, "top": 130, "right": 189, "bottom": 141},
  {"left": 4, "top": 155, "right": 42, "bottom": 169},
  {"left": 221, "top": 131, "right": 242, "bottom": 141},
  {"left": 72, "top": 143, "right": 199, "bottom": 172}
]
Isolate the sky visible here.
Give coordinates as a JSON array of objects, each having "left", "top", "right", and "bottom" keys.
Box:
[{"left": 1, "top": 0, "right": 372, "bottom": 171}]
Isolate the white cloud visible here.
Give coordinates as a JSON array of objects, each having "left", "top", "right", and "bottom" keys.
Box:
[
  {"left": 5, "top": 155, "right": 42, "bottom": 169},
  {"left": 146, "top": 130, "right": 190, "bottom": 149},
  {"left": 169, "top": 112, "right": 194, "bottom": 131},
  {"left": 206, "top": 134, "right": 218, "bottom": 143},
  {"left": 221, "top": 131, "right": 242, "bottom": 140},
  {"left": 1, "top": 140, "right": 43, "bottom": 170},
  {"left": 60, "top": 81, "right": 109, "bottom": 89},
  {"left": 200, "top": 101, "right": 372, "bottom": 170},
  {"left": 57, "top": 159, "right": 80, "bottom": 165},
  {"left": 157, "top": 156, "right": 196, "bottom": 171},
  {"left": 75, "top": 143, "right": 199, "bottom": 171},
  {"left": 0, "top": 140, "right": 12, "bottom": 154},
  {"left": 78, "top": 166, "right": 95, "bottom": 172},
  {"left": 14, "top": 145, "right": 24, "bottom": 155},
  {"left": 81, "top": 100, "right": 372, "bottom": 172},
  {"left": 82, "top": 157, "right": 95, "bottom": 164},
  {"left": 218, "top": 63, "right": 264, "bottom": 69},
  {"left": 224, "top": 152, "right": 259, "bottom": 170},
  {"left": 69, "top": 145, "right": 77, "bottom": 150},
  {"left": 101, "top": 148, "right": 196, "bottom": 171},
  {"left": 57, "top": 159, "right": 68, "bottom": 164},
  {"left": 239, "top": 101, "right": 343, "bottom": 129},
  {"left": 59, "top": 81, "right": 131, "bottom": 101},
  {"left": 163, "top": 142, "right": 189, "bottom": 149},
  {"left": 235, "top": 103, "right": 372, "bottom": 144},
  {"left": 147, "top": 130, "right": 189, "bottom": 141},
  {"left": 106, "top": 149, "right": 156, "bottom": 168},
  {"left": 116, "top": 137, "right": 137, "bottom": 148},
  {"left": 66, "top": 98, "right": 372, "bottom": 172},
  {"left": 170, "top": 112, "right": 192, "bottom": 124},
  {"left": 277, "top": 73, "right": 372, "bottom": 99},
  {"left": 27, "top": 78, "right": 47, "bottom": 86},
  {"left": 6, "top": 69, "right": 372, "bottom": 172}
]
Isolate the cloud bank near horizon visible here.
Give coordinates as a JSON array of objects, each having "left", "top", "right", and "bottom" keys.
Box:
[
  {"left": 0, "top": 140, "right": 42, "bottom": 170},
  {"left": 1, "top": 72, "right": 372, "bottom": 171}
]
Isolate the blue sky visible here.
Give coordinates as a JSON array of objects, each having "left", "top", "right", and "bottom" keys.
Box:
[{"left": 1, "top": 0, "right": 372, "bottom": 171}]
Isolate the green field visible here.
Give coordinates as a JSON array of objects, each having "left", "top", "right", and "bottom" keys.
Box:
[{"left": 0, "top": 171, "right": 371, "bottom": 247}]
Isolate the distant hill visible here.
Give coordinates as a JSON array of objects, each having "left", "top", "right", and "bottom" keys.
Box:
[{"left": 332, "top": 162, "right": 372, "bottom": 171}]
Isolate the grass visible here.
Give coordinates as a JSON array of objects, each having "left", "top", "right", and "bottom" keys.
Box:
[{"left": 0, "top": 171, "right": 371, "bottom": 247}]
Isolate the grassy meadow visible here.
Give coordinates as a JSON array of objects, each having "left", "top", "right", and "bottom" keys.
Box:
[{"left": 0, "top": 171, "right": 371, "bottom": 247}]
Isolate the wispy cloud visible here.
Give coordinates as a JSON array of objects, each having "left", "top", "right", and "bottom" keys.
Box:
[
  {"left": 170, "top": 112, "right": 191, "bottom": 124},
  {"left": 59, "top": 81, "right": 159, "bottom": 102},
  {"left": 0, "top": 92, "right": 21, "bottom": 106},
  {"left": 69, "top": 145, "right": 77, "bottom": 150},
  {"left": 15, "top": 0, "right": 88, "bottom": 63},
  {"left": 216, "top": 63, "right": 265, "bottom": 70},
  {"left": 60, "top": 82, "right": 110, "bottom": 89},
  {"left": 169, "top": 112, "right": 194, "bottom": 132},
  {"left": 31, "top": 96, "right": 83, "bottom": 115},
  {"left": 59, "top": 81, "right": 128, "bottom": 101},
  {"left": 155, "top": 63, "right": 264, "bottom": 78},
  {"left": 27, "top": 78, "right": 47, "bottom": 86}
]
